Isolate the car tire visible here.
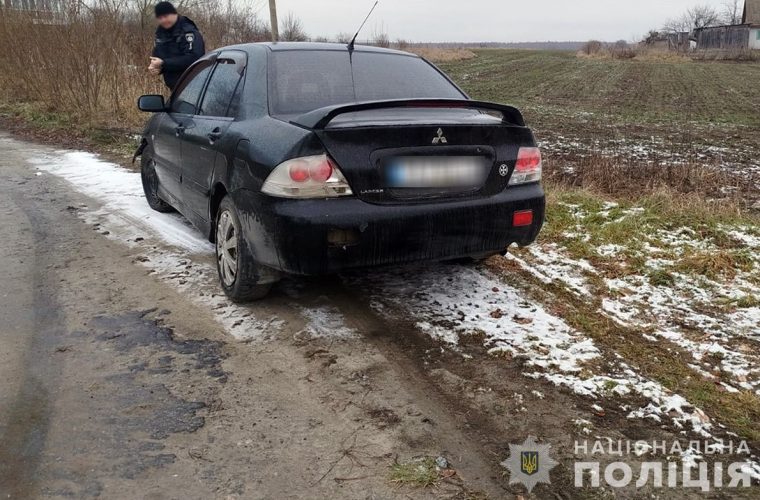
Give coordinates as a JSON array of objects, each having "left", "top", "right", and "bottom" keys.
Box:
[
  {"left": 215, "top": 196, "right": 273, "bottom": 302},
  {"left": 140, "top": 148, "right": 174, "bottom": 213}
]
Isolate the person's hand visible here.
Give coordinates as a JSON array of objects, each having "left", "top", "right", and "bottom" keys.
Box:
[{"left": 148, "top": 57, "right": 163, "bottom": 75}]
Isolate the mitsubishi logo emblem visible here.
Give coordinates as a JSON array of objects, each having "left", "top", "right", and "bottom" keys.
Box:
[{"left": 432, "top": 128, "right": 448, "bottom": 145}]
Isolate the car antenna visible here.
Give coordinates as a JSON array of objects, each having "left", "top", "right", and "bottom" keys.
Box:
[{"left": 347, "top": 1, "right": 379, "bottom": 52}]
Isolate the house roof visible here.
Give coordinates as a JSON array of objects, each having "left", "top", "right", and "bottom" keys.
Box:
[{"left": 743, "top": 0, "right": 760, "bottom": 24}]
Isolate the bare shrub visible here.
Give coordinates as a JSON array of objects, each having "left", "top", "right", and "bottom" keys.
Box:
[
  {"left": 581, "top": 40, "right": 604, "bottom": 55},
  {"left": 279, "top": 12, "right": 307, "bottom": 42},
  {"left": 371, "top": 24, "right": 390, "bottom": 48},
  {"left": 609, "top": 40, "right": 636, "bottom": 59},
  {"left": 373, "top": 32, "right": 390, "bottom": 48},
  {"left": 395, "top": 38, "right": 408, "bottom": 51}
]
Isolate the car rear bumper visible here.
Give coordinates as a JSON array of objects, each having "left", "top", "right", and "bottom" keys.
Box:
[{"left": 233, "top": 184, "right": 545, "bottom": 276}]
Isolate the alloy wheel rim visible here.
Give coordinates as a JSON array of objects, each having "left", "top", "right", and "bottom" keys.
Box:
[{"left": 216, "top": 211, "right": 238, "bottom": 287}]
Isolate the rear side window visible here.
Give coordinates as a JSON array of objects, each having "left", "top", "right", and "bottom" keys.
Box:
[
  {"left": 268, "top": 50, "right": 463, "bottom": 116},
  {"left": 171, "top": 61, "right": 213, "bottom": 114},
  {"left": 200, "top": 55, "right": 246, "bottom": 117}
]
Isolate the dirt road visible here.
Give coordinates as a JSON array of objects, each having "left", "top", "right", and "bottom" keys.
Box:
[{"left": 0, "top": 132, "right": 757, "bottom": 499}]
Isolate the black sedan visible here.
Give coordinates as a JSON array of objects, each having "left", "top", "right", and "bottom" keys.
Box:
[{"left": 136, "top": 42, "right": 545, "bottom": 301}]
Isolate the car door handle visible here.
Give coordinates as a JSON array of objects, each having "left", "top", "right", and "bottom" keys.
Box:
[
  {"left": 175, "top": 124, "right": 186, "bottom": 137},
  {"left": 207, "top": 128, "right": 223, "bottom": 143}
]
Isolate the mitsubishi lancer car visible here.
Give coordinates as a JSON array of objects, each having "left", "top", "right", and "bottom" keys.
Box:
[{"left": 136, "top": 42, "right": 545, "bottom": 301}]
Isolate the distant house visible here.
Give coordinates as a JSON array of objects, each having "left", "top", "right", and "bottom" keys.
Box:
[
  {"left": 694, "top": 0, "right": 760, "bottom": 50},
  {"left": 745, "top": 0, "right": 760, "bottom": 48},
  {"left": 641, "top": 32, "right": 692, "bottom": 52},
  {"left": 2, "top": 0, "right": 65, "bottom": 22}
]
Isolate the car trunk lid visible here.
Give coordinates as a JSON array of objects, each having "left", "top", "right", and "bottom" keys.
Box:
[{"left": 298, "top": 104, "right": 535, "bottom": 204}]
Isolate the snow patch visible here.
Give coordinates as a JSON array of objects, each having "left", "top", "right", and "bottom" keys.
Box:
[
  {"left": 29, "top": 151, "right": 212, "bottom": 254},
  {"left": 299, "top": 306, "right": 356, "bottom": 338},
  {"left": 27, "top": 149, "right": 285, "bottom": 340},
  {"left": 357, "top": 264, "right": 600, "bottom": 373}
]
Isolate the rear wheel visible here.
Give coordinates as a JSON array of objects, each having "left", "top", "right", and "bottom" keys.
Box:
[
  {"left": 215, "top": 196, "right": 273, "bottom": 302},
  {"left": 140, "top": 148, "right": 173, "bottom": 213}
]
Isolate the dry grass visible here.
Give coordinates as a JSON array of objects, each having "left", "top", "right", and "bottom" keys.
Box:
[
  {"left": 577, "top": 47, "right": 691, "bottom": 63},
  {"left": 389, "top": 457, "right": 439, "bottom": 487},
  {"left": 409, "top": 47, "right": 476, "bottom": 63},
  {"left": 0, "top": 2, "right": 272, "bottom": 131},
  {"left": 633, "top": 49, "right": 692, "bottom": 63},
  {"left": 543, "top": 153, "right": 759, "bottom": 211},
  {"left": 675, "top": 249, "right": 754, "bottom": 279},
  {"left": 692, "top": 49, "right": 760, "bottom": 62}
]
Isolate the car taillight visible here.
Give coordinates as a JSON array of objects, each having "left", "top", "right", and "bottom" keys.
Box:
[
  {"left": 262, "top": 154, "right": 353, "bottom": 199},
  {"left": 509, "top": 147, "right": 542, "bottom": 185},
  {"left": 309, "top": 158, "right": 333, "bottom": 182},
  {"left": 288, "top": 161, "right": 310, "bottom": 182}
]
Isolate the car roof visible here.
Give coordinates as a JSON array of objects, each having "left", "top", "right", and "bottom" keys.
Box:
[{"left": 215, "top": 41, "right": 419, "bottom": 58}]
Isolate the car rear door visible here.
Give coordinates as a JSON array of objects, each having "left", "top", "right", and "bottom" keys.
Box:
[
  {"left": 180, "top": 51, "right": 247, "bottom": 224},
  {"left": 153, "top": 60, "right": 214, "bottom": 206}
]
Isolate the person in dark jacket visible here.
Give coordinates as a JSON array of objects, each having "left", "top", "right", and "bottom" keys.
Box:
[{"left": 149, "top": 1, "right": 205, "bottom": 90}]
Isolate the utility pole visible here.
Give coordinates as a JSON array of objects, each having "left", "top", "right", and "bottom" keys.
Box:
[{"left": 268, "top": 0, "right": 279, "bottom": 42}]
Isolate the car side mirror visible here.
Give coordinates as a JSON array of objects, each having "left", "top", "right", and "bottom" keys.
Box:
[{"left": 138, "top": 95, "right": 166, "bottom": 112}]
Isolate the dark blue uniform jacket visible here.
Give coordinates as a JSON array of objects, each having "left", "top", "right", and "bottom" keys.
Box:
[{"left": 152, "top": 16, "right": 205, "bottom": 90}]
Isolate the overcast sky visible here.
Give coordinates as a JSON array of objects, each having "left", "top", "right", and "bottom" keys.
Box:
[{"left": 269, "top": 0, "right": 733, "bottom": 42}]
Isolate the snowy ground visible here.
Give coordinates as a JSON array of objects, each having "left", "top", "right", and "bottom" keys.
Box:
[
  {"left": 539, "top": 131, "right": 760, "bottom": 183},
  {"left": 29, "top": 145, "right": 760, "bottom": 478},
  {"left": 507, "top": 200, "right": 760, "bottom": 395},
  {"left": 29, "top": 149, "right": 282, "bottom": 340}
]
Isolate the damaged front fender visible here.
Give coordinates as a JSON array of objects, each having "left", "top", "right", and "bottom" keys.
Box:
[{"left": 132, "top": 138, "right": 147, "bottom": 165}]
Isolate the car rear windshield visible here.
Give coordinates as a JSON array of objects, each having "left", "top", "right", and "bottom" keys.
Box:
[{"left": 268, "top": 50, "right": 464, "bottom": 116}]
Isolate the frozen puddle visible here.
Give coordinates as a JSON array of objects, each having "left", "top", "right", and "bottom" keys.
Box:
[{"left": 28, "top": 149, "right": 281, "bottom": 340}]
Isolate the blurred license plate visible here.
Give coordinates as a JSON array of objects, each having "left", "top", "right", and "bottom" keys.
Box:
[{"left": 385, "top": 156, "right": 488, "bottom": 188}]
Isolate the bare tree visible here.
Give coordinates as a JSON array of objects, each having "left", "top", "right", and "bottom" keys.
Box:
[
  {"left": 279, "top": 12, "right": 307, "bottom": 41},
  {"left": 663, "top": 4, "right": 721, "bottom": 34},
  {"left": 722, "top": 0, "right": 742, "bottom": 25}
]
